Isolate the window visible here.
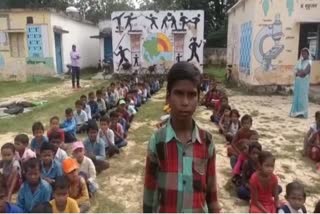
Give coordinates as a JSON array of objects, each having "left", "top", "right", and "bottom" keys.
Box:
[
  {"left": 26, "top": 16, "right": 33, "bottom": 24},
  {"left": 9, "top": 33, "right": 25, "bottom": 57},
  {"left": 299, "top": 23, "right": 320, "bottom": 60}
]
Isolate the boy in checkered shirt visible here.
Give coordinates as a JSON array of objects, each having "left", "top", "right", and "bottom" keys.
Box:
[{"left": 143, "top": 62, "right": 220, "bottom": 213}]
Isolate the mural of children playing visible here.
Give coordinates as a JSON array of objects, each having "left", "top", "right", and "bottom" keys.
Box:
[
  {"left": 168, "top": 13, "right": 178, "bottom": 31},
  {"left": 190, "top": 14, "right": 201, "bottom": 29},
  {"left": 187, "top": 37, "right": 202, "bottom": 63},
  {"left": 176, "top": 53, "right": 183, "bottom": 62},
  {"left": 145, "top": 14, "right": 158, "bottom": 29},
  {"left": 180, "top": 12, "right": 189, "bottom": 30},
  {"left": 133, "top": 54, "right": 139, "bottom": 66},
  {"left": 114, "top": 46, "right": 130, "bottom": 71},
  {"left": 112, "top": 12, "right": 125, "bottom": 32},
  {"left": 161, "top": 13, "right": 170, "bottom": 29},
  {"left": 124, "top": 13, "right": 137, "bottom": 31}
]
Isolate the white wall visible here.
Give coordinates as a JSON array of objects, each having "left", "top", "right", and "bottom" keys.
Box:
[
  {"left": 111, "top": 10, "right": 204, "bottom": 72},
  {"left": 50, "top": 13, "right": 99, "bottom": 72}
]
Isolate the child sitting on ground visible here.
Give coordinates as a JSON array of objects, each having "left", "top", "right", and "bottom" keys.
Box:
[
  {"left": 278, "top": 181, "right": 307, "bottom": 213},
  {"left": 201, "top": 82, "right": 221, "bottom": 109},
  {"left": 50, "top": 176, "right": 80, "bottom": 213},
  {"left": 218, "top": 106, "right": 232, "bottom": 135},
  {"left": 48, "top": 131, "right": 68, "bottom": 163},
  {"left": 110, "top": 111, "right": 128, "bottom": 148},
  {"left": 80, "top": 95, "right": 92, "bottom": 120},
  {"left": 237, "top": 142, "right": 262, "bottom": 201},
  {"left": 17, "top": 158, "right": 52, "bottom": 212},
  {"left": 72, "top": 141, "right": 99, "bottom": 195},
  {"left": 47, "top": 116, "right": 65, "bottom": 144},
  {"left": 232, "top": 140, "right": 250, "bottom": 182},
  {"left": 304, "top": 111, "right": 320, "bottom": 159},
  {"left": 0, "top": 143, "right": 22, "bottom": 202},
  {"left": 74, "top": 100, "right": 88, "bottom": 134},
  {"left": 14, "top": 134, "right": 36, "bottom": 163},
  {"left": 0, "top": 188, "right": 23, "bottom": 213},
  {"left": 60, "top": 108, "right": 77, "bottom": 143},
  {"left": 31, "top": 121, "right": 49, "bottom": 156},
  {"left": 96, "top": 89, "right": 107, "bottom": 117},
  {"left": 40, "top": 143, "right": 63, "bottom": 185},
  {"left": 83, "top": 120, "right": 109, "bottom": 174},
  {"left": 98, "top": 115, "right": 120, "bottom": 157},
  {"left": 88, "top": 92, "right": 99, "bottom": 120},
  {"left": 226, "top": 109, "right": 241, "bottom": 143},
  {"left": 117, "top": 99, "right": 131, "bottom": 123},
  {"left": 62, "top": 158, "right": 90, "bottom": 213},
  {"left": 210, "top": 97, "right": 229, "bottom": 124},
  {"left": 249, "top": 151, "right": 279, "bottom": 213}
]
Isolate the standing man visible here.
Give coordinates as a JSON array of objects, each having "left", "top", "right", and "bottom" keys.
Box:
[{"left": 70, "top": 45, "right": 81, "bottom": 89}]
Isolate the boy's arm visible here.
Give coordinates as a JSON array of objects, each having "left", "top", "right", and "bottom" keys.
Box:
[
  {"left": 95, "top": 140, "right": 106, "bottom": 160},
  {"left": 143, "top": 134, "right": 159, "bottom": 213},
  {"left": 88, "top": 158, "right": 97, "bottom": 181},
  {"left": 76, "top": 178, "right": 90, "bottom": 205},
  {"left": 16, "top": 187, "right": 25, "bottom": 211},
  {"left": 7, "top": 169, "right": 19, "bottom": 202},
  {"left": 218, "top": 115, "right": 225, "bottom": 132},
  {"left": 273, "top": 177, "right": 280, "bottom": 209},
  {"left": 206, "top": 142, "right": 220, "bottom": 213},
  {"left": 63, "top": 119, "right": 76, "bottom": 132}
]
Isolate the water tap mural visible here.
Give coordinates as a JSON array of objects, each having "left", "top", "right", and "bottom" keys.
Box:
[
  {"left": 253, "top": 14, "right": 284, "bottom": 72},
  {"left": 111, "top": 10, "right": 204, "bottom": 73},
  {"left": 239, "top": 22, "right": 253, "bottom": 75},
  {"left": 287, "top": 0, "right": 294, "bottom": 16},
  {"left": 261, "top": 0, "right": 272, "bottom": 16}
]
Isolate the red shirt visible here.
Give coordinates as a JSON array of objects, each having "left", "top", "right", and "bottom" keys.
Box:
[{"left": 47, "top": 128, "right": 65, "bottom": 142}]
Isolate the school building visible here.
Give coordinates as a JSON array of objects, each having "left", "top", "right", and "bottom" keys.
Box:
[
  {"left": 0, "top": 9, "right": 99, "bottom": 80},
  {"left": 227, "top": 0, "right": 320, "bottom": 86}
]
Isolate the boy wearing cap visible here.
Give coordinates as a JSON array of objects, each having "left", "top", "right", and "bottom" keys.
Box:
[
  {"left": 62, "top": 158, "right": 90, "bottom": 213},
  {"left": 0, "top": 188, "right": 23, "bottom": 213},
  {"left": 72, "top": 141, "right": 99, "bottom": 194}
]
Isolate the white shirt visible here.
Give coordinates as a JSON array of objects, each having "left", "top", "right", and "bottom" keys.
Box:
[
  {"left": 310, "top": 123, "right": 320, "bottom": 133},
  {"left": 74, "top": 110, "right": 88, "bottom": 125},
  {"left": 70, "top": 50, "right": 80, "bottom": 67},
  {"left": 278, "top": 204, "right": 305, "bottom": 213},
  {"left": 229, "top": 122, "right": 239, "bottom": 136},
  {"left": 15, "top": 148, "right": 36, "bottom": 163},
  {"left": 98, "top": 128, "right": 115, "bottom": 147},
  {"left": 55, "top": 148, "right": 68, "bottom": 163},
  {"left": 79, "top": 156, "right": 98, "bottom": 189},
  {"left": 84, "top": 104, "right": 92, "bottom": 120}
]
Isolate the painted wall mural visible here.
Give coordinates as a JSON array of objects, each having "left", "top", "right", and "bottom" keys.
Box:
[
  {"left": 253, "top": 14, "right": 284, "bottom": 72},
  {"left": 111, "top": 10, "right": 204, "bottom": 73},
  {"left": 0, "top": 53, "right": 4, "bottom": 69},
  {"left": 0, "top": 32, "right": 9, "bottom": 50},
  {"left": 239, "top": 21, "right": 253, "bottom": 75},
  {"left": 261, "top": 0, "right": 272, "bottom": 16}
]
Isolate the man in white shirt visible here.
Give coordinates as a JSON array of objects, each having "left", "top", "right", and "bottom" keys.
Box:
[{"left": 70, "top": 45, "right": 81, "bottom": 88}]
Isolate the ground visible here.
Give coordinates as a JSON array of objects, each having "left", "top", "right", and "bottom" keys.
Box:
[{"left": 0, "top": 68, "right": 319, "bottom": 212}]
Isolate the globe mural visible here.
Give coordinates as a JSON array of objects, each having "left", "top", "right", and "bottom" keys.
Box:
[{"left": 143, "top": 33, "right": 173, "bottom": 65}]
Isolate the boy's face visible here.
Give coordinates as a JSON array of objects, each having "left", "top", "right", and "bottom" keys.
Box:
[
  {"left": 81, "top": 97, "right": 87, "bottom": 103},
  {"left": 50, "top": 119, "right": 60, "bottom": 130},
  {"left": 97, "top": 94, "right": 102, "bottom": 99},
  {"left": 242, "top": 119, "right": 252, "bottom": 130},
  {"left": 249, "top": 148, "right": 260, "bottom": 162},
  {"left": 89, "top": 95, "right": 95, "bottom": 101},
  {"left": 51, "top": 140, "right": 60, "bottom": 152},
  {"left": 34, "top": 129, "right": 44, "bottom": 139},
  {"left": 75, "top": 104, "right": 82, "bottom": 112},
  {"left": 25, "top": 167, "right": 41, "bottom": 185},
  {"left": 66, "top": 113, "right": 73, "bottom": 120},
  {"left": 66, "top": 169, "right": 78, "bottom": 183},
  {"left": 1, "top": 148, "right": 14, "bottom": 162},
  {"left": 231, "top": 113, "right": 239, "bottom": 123},
  {"left": 100, "top": 121, "right": 110, "bottom": 131},
  {"left": 88, "top": 129, "right": 98, "bottom": 142},
  {"left": 111, "top": 116, "right": 118, "bottom": 125},
  {"left": 260, "top": 158, "right": 275, "bottom": 176},
  {"left": 286, "top": 190, "right": 306, "bottom": 211},
  {"left": 167, "top": 80, "right": 198, "bottom": 121},
  {"left": 250, "top": 134, "right": 259, "bottom": 143},
  {"left": 73, "top": 148, "right": 84, "bottom": 162},
  {"left": 54, "top": 188, "right": 69, "bottom": 207},
  {"left": 40, "top": 150, "right": 54, "bottom": 165},
  {"left": 14, "top": 141, "right": 25, "bottom": 152},
  {"left": 0, "top": 195, "right": 6, "bottom": 213}
]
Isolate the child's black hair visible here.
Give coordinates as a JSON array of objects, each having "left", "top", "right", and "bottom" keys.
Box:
[
  {"left": 286, "top": 181, "right": 306, "bottom": 198},
  {"left": 96, "top": 89, "right": 102, "bottom": 95},
  {"left": 53, "top": 176, "right": 69, "bottom": 192},
  {"left": 75, "top": 100, "right": 83, "bottom": 106},
  {"left": 249, "top": 141, "right": 262, "bottom": 153},
  {"left": 80, "top": 94, "right": 87, "bottom": 99},
  {"left": 241, "top": 114, "right": 253, "bottom": 124},
  {"left": 40, "top": 143, "right": 55, "bottom": 153},
  {"left": 1, "top": 142, "right": 15, "bottom": 153},
  {"left": 65, "top": 108, "right": 73, "bottom": 115},
  {"left": 100, "top": 115, "right": 111, "bottom": 124},
  {"left": 50, "top": 116, "right": 59, "bottom": 123},
  {"left": 230, "top": 109, "right": 240, "bottom": 118},
  {"left": 23, "top": 158, "right": 41, "bottom": 173},
  {"left": 31, "top": 202, "right": 53, "bottom": 213},
  {"left": 88, "top": 92, "right": 95, "bottom": 97},
  {"left": 14, "top": 134, "right": 29, "bottom": 145},
  {"left": 32, "top": 121, "right": 45, "bottom": 134},
  {"left": 110, "top": 111, "right": 119, "bottom": 118},
  {"left": 87, "top": 119, "right": 99, "bottom": 132},
  {"left": 166, "top": 62, "right": 201, "bottom": 96},
  {"left": 315, "top": 111, "right": 320, "bottom": 119},
  {"left": 258, "top": 151, "right": 275, "bottom": 165}
]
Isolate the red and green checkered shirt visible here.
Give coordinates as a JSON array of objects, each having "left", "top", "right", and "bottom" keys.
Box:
[{"left": 143, "top": 120, "right": 220, "bottom": 213}]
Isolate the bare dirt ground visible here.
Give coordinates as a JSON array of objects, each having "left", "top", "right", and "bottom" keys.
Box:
[{"left": 93, "top": 89, "right": 320, "bottom": 213}]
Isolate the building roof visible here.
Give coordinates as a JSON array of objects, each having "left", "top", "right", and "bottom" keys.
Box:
[
  {"left": 0, "top": 8, "right": 97, "bottom": 26},
  {"left": 227, "top": 0, "right": 248, "bottom": 14}
]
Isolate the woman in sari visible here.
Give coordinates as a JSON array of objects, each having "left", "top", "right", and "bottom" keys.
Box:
[{"left": 290, "top": 48, "right": 312, "bottom": 118}]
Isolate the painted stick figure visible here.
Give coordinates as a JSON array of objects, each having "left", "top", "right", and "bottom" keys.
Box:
[
  {"left": 176, "top": 53, "right": 183, "bottom": 62},
  {"left": 187, "top": 37, "right": 202, "bottom": 63},
  {"left": 112, "top": 12, "right": 125, "bottom": 31},
  {"left": 161, "top": 13, "right": 171, "bottom": 29},
  {"left": 168, "top": 13, "right": 178, "bottom": 31},
  {"left": 145, "top": 14, "right": 159, "bottom": 29},
  {"left": 124, "top": 13, "right": 137, "bottom": 31},
  {"left": 133, "top": 54, "right": 139, "bottom": 66},
  {"left": 191, "top": 14, "right": 201, "bottom": 30},
  {"left": 180, "top": 12, "right": 188, "bottom": 30},
  {"left": 114, "top": 46, "right": 130, "bottom": 71}
]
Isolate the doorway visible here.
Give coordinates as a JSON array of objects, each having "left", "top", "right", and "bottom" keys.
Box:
[
  {"left": 54, "top": 32, "right": 63, "bottom": 74},
  {"left": 104, "top": 37, "right": 113, "bottom": 60}
]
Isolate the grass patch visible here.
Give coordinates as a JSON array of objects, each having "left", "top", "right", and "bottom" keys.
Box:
[
  {"left": 134, "top": 99, "right": 164, "bottom": 122},
  {"left": 204, "top": 66, "right": 226, "bottom": 82},
  {"left": 130, "top": 126, "right": 154, "bottom": 144},
  {"left": 0, "top": 77, "right": 61, "bottom": 99}
]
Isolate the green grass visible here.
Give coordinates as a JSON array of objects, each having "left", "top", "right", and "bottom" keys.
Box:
[
  {"left": 0, "top": 77, "right": 61, "bottom": 99},
  {"left": 204, "top": 66, "right": 226, "bottom": 82}
]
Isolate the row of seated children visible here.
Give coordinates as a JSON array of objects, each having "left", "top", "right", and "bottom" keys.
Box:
[
  {"left": 303, "top": 111, "right": 320, "bottom": 165},
  {"left": 201, "top": 77, "right": 318, "bottom": 213}
]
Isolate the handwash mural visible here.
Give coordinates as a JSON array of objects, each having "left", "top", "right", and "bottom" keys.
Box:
[{"left": 111, "top": 10, "right": 204, "bottom": 73}]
